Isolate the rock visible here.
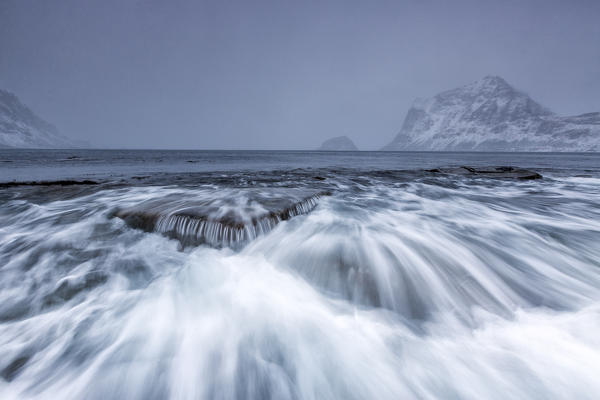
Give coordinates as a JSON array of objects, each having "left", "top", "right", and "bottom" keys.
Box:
[
  {"left": 0, "top": 180, "right": 98, "bottom": 188},
  {"left": 317, "top": 136, "right": 358, "bottom": 151},
  {"left": 426, "top": 166, "right": 542, "bottom": 180},
  {"left": 113, "top": 189, "right": 330, "bottom": 248}
]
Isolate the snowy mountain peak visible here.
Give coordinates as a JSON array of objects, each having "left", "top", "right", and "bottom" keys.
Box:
[
  {"left": 0, "top": 89, "right": 82, "bottom": 148},
  {"left": 456, "top": 76, "right": 525, "bottom": 100},
  {"left": 383, "top": 76, "right": 598, "bottom": 151},
  {"left": 474, "top": 75, "right": 511, "bottom": 90},
  {"left": 427, "top": 76, "right": 553, "bottom": 118}
]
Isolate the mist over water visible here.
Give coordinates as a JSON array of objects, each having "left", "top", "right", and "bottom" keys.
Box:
[{"left": 1, "top": 151, "right": 600, "bottom": 399}]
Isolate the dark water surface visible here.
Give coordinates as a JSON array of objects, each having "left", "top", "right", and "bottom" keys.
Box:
[
  {"left": 1, "top": 149, "right": 599, "bottom": 181},
  {"left": 1, "top": 150, "right": 600, "bottom": 399}
]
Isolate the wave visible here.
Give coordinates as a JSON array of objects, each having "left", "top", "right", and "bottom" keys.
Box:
[{"left": 0, "top": 174, "right": 599, "bottom": 399}]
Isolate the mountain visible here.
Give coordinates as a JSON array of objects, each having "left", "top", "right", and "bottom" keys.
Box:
[
  {"left": 382, "top": 76, "right": 600, "bottom": 151},
  {"left": 318, "top": 136, "right": 358, "bottom": 151},
  {"left": 0, "top": 89, "right": 83, "bottom": 148}
]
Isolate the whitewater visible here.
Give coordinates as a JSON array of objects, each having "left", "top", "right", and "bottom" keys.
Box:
[{"left": 1, "top": 150, "right": 599, "bottom": 399}]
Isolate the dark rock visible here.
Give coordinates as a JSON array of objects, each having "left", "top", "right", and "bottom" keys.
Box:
[
  {"left": 427, "top": 166, "right": 542, "bottom": 180},
  {"left": 113, "top": 189, "right": 331, "bottom": 248},
  {"left": 0, "top": 180, "right": 98, "bottom": 188}
]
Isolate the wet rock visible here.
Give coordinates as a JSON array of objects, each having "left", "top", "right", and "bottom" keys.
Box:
[
  {"left": 113, "top": 189, "right": 330, "bottom": 248},
  {"left": 426, "top": 166, "right": 542, "bottom": 180},
  {"left": 0, "top": 180, "right": 98, "bottom": 188}
]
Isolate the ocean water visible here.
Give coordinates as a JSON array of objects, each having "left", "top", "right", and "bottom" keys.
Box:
[{"left": 1, "top": 150, "right": 600, "bottom": 399}]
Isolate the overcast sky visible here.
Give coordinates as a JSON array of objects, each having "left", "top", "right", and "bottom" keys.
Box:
[{"left": 1, "top": 0, "right": 599, "bottom": 149}]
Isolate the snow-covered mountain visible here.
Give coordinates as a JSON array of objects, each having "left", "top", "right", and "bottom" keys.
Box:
[
  {"left": 0, "top": 89, "right": 82, "bottom": 148},
  {"left": 382, "top": 76, "right": 600, "bottom": 151},
  {"left": 317, "top": 136, "right": 358, "bottom": 151}
]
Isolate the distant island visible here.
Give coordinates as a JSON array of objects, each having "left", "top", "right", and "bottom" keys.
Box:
[
  {"left": 0, "top": 89, "right": 83, "bottom": 148},
  {"left": 317, "top": 136, "right": 358, "bottom": 151},
  {"left": 382, "top": 76, "right": 600, "bottom": 152}
]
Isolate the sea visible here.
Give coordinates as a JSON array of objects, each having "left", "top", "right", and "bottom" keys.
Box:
[{"left": 1, "top": 149, "right": 600, "bottom": 399}]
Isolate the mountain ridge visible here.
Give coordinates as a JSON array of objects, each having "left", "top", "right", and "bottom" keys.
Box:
[
  {"left": 382, "top": 76, "right": 600, "bottom": 151},
  {"left": 0, "top": 89, "right": 83, "bottom": 148}
]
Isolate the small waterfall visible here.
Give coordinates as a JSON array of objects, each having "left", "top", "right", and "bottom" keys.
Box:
[{"left": 116, "top": 192, "right": 327, "bottom": 248}]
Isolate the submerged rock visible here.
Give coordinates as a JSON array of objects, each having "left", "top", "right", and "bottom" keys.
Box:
[
  {"left": 426, "top": 166, "right": 542, "bottom": 180},
  {"left": 113, "top": 189, "right": 330, "bottom": 248},
  {"left": 1, "top": 355, "right": 30, "bottom": 382},
  {"left": 0, "top": 180, "right": 98, "bottom": 188}
]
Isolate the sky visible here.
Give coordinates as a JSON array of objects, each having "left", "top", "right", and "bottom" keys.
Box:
[{"left": 1, "top": 0, "right": 599, "bottom": 150}]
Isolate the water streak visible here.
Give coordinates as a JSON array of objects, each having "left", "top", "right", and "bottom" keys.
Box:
[{"left": 1, "top": 169, "right": 599, "bottom": 399}]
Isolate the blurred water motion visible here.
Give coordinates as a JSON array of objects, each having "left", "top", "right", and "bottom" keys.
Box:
[{"left": 1, "top": 151, "right": 600, "bottom": 399}]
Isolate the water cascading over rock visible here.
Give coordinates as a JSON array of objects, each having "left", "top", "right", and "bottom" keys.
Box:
[{"left": 113, "top": 188, "right": 330, "bottom": 248}]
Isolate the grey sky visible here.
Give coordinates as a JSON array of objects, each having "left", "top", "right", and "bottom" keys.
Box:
[{"left": 1, "top": 0, "right": 599, "bottom": 150}]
